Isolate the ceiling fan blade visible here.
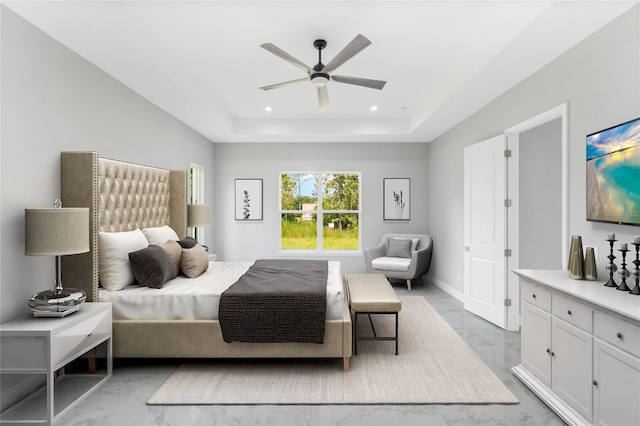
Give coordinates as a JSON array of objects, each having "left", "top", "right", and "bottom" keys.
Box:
[
  {"left": 331, "top": 75, "right": 387, "bottom": 90},
  {"left": 260, "top": 43, "right": 312, "bottom": 75},
  {"left": 317, "top": 85, "right": 329, "bottom": 107},
  {"left": 259, "top": 78, "right": 308, "bottom": 91},
  {"left": 322, "top": 34, "right": 372, "bottom": 73}
]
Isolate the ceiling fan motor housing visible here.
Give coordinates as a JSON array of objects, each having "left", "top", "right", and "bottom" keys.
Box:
[{"left": 311, "top": 72, "right": 330, "bottom": 86}]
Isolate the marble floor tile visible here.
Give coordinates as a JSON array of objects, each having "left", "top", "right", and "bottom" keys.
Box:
[{"left": 54, "top": 283, "right": 565, "bottom": 426}]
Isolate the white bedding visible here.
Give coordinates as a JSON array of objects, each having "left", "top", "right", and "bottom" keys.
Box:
[{"left": 99, "top": 261, "right": 345, "bottom": 321}]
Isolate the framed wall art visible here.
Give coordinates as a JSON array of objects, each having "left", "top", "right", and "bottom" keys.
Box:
[
  {"left": 235, "top": 178, "right": 263, "bottom": 220},
  {"left": 383, "top": 178, "right": 411, "bottom": 220}
]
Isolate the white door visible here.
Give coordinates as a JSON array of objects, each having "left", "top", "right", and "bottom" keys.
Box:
[{"left": 464, "top": 135, "right": 507, "bottom": 328}]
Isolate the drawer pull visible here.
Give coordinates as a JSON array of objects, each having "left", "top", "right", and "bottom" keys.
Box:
[
  {"left": 617, "top": 332, "right": 623, "bottom": 340},
  {"left": 532, "top": 294, "right": 537, "bottom": 299},
  {"left": 550, "top": 351, "right": 555, "bottom": 357},
  {"left": 87, "top": 332, "right": 93, "bottom": 337},
  {"left": 593, "top": 380, "right": 598, "bottom": 387},
  {"left": 546, "top": 348, "right": 551, "bottom": 354},
  {"left": 567, "top": 310, "right": 572, "bottom": 315}
]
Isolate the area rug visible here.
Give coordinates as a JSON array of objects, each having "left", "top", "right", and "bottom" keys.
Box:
[{"left": 147, "top": 296, "right": 518, "bottom": 405}]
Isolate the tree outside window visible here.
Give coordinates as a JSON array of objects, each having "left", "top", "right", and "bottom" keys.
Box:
[{"left": 280, "top": 172, "right": 360, "bottom": 251}]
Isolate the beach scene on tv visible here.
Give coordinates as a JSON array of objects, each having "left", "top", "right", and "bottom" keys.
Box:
[{"left": 587, "top": 118, "right": 640, "bottom": 225}]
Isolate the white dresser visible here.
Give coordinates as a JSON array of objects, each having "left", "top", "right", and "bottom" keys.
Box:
[{"left": 512, "top": 270, "right": 640, "bottom": 426}]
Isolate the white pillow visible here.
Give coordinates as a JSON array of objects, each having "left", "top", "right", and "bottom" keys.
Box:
[
  {"left": 142, "top": 225, "right": 180, "bottom": 245},
  {"left": 99, "top": 229, "right": 149, "bottom": 291}
]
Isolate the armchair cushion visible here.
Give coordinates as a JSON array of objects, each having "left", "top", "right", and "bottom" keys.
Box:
[
  {"left": 386, "top": 237, "right": 412, "bottom": 258},
  {"left": 371, "top": 257, "right": 411, "bottom": 272}
]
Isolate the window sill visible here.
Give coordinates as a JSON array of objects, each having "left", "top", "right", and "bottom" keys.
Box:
[{"left": 276, "top": 250, "right": 363, "bottom": 256}]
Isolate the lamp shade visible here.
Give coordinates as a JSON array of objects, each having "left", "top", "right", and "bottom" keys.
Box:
[
  {"left": 187, "top": 204, "right": 210, "bottom": 228},
  {"left": 25, "top": 208, "right": 90, "bottom": 256}
]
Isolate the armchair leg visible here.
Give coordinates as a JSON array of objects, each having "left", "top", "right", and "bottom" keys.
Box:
[{"left": 406, "top": 279, "right": 412, "bottom": 291}]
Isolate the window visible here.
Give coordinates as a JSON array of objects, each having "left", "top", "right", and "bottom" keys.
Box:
[
  {"left": 189, "top": 163, "right": 205, "bottom": 240},
  {"left": 280, "top": 172, "right": 360, "bottom": 251}
]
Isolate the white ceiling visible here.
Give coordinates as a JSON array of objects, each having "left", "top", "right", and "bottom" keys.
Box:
[{"left": 4, "top": 1, "right": 638, "bottom": 143}]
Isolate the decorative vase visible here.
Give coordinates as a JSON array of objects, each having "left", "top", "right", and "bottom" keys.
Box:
[
  {"left": 584, "top": 247, "right": 597, "bottom": 280},
  {"left": 568, "top": 235, "right": 584, "bottom": 279}
]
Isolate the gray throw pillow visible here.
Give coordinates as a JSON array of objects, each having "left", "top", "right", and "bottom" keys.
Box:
[
  {"left": 129, "top": 245, "right": 177, "bottom": 289},
  {"left": 386, "top": 238, "right": 412, "bottom": 258},
  {"left": 177, "top": 236, "right": 198, "bottom": 249}
]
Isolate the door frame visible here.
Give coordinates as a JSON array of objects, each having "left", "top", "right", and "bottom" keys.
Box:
[{"left": 504, "top": 103, "right": 568, "bottom": 331}]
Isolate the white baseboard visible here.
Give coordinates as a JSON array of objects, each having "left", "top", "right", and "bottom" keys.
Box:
[{"left": 425, "top": 274, "right": 464, "bottom": 301}]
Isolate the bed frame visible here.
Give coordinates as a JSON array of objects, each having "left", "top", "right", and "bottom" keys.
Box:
[{"left": 60, "top": 152, "right": 352, "bottom": 370}]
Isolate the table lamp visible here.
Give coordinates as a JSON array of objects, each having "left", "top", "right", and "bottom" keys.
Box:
[
  {"left": 187, "top": 204, "right": 210, "bottom": 244},
  {"left": 25, "top": 200, "right": 89, "bottom": 317}
]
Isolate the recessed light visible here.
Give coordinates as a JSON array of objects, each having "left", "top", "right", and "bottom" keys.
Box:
[
  {"left": 265, "top": 106, "right": 272, "bottom": 112},
  {"left": 370, "top": 105, "right": 378, "bottom": 112}
]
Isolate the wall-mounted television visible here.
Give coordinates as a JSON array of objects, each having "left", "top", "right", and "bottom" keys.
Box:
[{"left": 586, "top": 117, "right": 640, "bottom": 226}]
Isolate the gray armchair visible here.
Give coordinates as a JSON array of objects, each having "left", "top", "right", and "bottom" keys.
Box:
[{"left": 364, "top": 233, "right": 433, "bottom": 291}]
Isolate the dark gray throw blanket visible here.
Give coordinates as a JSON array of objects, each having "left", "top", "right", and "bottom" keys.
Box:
[{"left": 218, "top": 259, "right": 328, "bottom": 344}]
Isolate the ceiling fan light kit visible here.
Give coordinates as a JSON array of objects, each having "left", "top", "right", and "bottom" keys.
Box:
[
  {"left": 311, "top": 73, "right": 329, "bottom": 86},
  {"left": 259, "top": 34, "right": 386, "bottom": 107}
]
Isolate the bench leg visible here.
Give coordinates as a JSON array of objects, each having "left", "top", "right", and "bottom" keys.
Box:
[
  {"left": 395, "top": 312, "right": 399, "bottom": 355},
  {"left": 354, "top": 311, "right": 400, "bottom": 355},
  {"left": 406, "top": 279, "right": 412, "bottom": 291},
  {"left": 353, "top": 312, "right": 358, "bottom": 355},
  {"left": 343, "top": 357, "right": 350, "bottom": 371},
  {"left": 367, "top": 314, "right": 377, "bottom": 337}
]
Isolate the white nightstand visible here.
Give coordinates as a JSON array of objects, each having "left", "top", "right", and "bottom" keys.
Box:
[{"left": 0, "top": 302, "right": 112, "bottom": 425}]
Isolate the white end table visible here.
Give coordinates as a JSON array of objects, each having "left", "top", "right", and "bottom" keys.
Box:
[{"left": 0, "top": 302, "right": 112, "bottom": 425}]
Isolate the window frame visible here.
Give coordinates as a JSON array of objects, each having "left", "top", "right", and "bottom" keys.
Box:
[
  {"left": 189, "top": 163, "right": 206, "bottom": 241},
  {"left": 279, "top": 171, "right": 362, "bottom": 253}
]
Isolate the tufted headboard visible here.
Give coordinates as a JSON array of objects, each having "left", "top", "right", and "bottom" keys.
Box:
[{"left": 60, "top": 152, "right": 187, "bottom": 301}]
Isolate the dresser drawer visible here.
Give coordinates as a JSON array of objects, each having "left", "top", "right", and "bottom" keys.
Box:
[
  {"left": 552, "top": 293, "right": 593, "bottom": 332},
  {"left": 594, "top": 311, "right": 640, "bottom": 358},
  {"left": 51, "top": 308, "right": 111, "bottom": 368},
  {"left": 521, "top": 278, "right": 551, "bottom": 312}
]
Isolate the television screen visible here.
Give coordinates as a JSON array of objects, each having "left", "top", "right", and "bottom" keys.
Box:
[{"left": 586, "top": 117, "right": 640, "bottom": 225}]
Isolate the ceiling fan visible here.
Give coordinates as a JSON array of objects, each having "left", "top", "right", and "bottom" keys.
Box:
[{"left": 259, "top": 34, "right": 386, "bottom": 107}]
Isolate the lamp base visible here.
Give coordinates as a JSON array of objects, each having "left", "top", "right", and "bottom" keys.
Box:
[{"left": 28, "top": 288, "right": 86, "bottom": 318}]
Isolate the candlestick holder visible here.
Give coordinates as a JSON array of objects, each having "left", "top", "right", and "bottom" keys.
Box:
[
  {"left": 630, "top": 243, "right": 640, "bottom": 295},
  {"left": 616, "top": 248, "right": 631, "bottom": 292},
  {"left": 604, "top": 239, "right": 618, "bottom": 287}
]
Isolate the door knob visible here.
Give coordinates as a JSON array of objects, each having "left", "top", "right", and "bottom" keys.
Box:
[{"left": 464, "top": 246, "right": 470, "bottom": 251}]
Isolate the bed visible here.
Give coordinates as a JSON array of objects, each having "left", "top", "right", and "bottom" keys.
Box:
[{"left": 59, "top": 151, "right": 352, "bottom": 370}]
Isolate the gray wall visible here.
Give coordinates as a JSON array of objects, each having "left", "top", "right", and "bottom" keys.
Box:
[
  {"left": 0, "top": 7, "right": 215, "bottom": 323},
  {"left": 519, "top": 118, "right": 563, "bottom": 270},
  {"left": 212, "top": 142, "right": 429, "bottom": 274},
  {"left": 427, "top": 6, "right": 640, "bottom": 294}
]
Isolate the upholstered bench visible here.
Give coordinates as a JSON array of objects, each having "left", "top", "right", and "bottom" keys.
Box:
[{"left": 346, "top": 273, "right": 402, "bottom": 355}]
